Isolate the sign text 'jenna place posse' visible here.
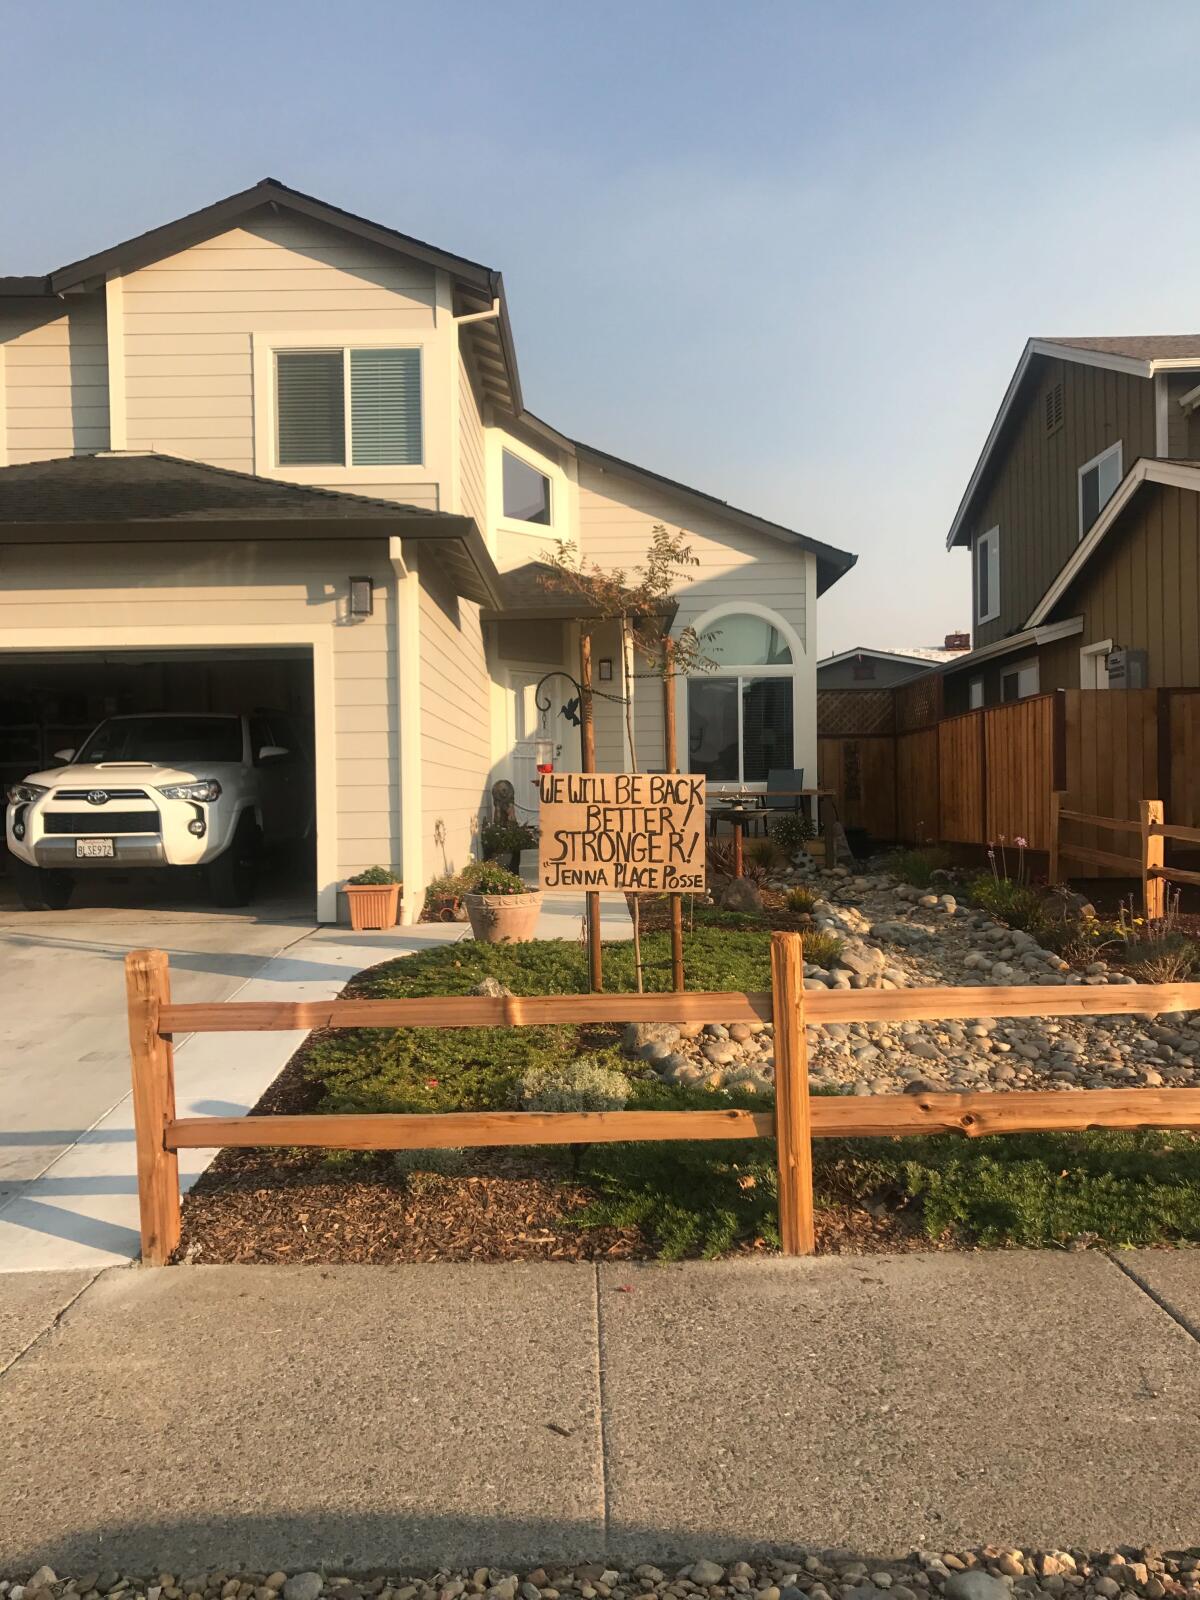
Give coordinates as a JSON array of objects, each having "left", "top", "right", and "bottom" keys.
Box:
[{"left": 538, "top": 773, "right": 706, "bottom": 892}]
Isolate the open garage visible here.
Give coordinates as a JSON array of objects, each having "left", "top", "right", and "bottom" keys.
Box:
[{"left": 0, "top": 644, "right": 317, "bottom": 916}]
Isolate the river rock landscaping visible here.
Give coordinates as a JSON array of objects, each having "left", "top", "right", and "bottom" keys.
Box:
[
  {"left": 177, "top": 854, "right": 1200, "bottom": 1263},
  {"left": 5, "top": 1549, "right": 1200, "bottom": 1600}
]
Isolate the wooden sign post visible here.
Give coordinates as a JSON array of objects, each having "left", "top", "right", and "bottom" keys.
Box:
[{"left": 539, "top": 773, "right": 706, "bottom": 895}]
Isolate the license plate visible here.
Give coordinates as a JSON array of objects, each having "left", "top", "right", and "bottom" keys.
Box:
[{"left": 76, "top": 838, "right": 114, "bottom": 859}]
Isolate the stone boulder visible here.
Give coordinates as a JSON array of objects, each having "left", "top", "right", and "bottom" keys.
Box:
[{"left": 719, "top": 877, "right": 766, "bottom": 916}]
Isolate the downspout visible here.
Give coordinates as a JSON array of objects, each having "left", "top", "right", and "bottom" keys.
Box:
[{"left": 389, "top": 536, "right": 425, "bottom": 924}]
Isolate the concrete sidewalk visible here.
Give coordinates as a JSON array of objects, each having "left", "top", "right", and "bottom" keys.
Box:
[{"left": 2, "top": 1250, "right": 1199, "bottom": 1572}]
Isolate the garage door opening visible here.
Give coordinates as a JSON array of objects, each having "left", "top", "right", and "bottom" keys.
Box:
[{"left": 0, "top": 646, "right": 317, "bottom": 918}]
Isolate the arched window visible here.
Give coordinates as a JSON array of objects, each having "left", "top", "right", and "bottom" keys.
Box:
[{"left": 687, "top": 610, "right": 796, "bottom": 784}]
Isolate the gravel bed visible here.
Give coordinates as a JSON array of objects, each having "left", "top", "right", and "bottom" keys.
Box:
[
  {"left": 625, "top": 865, "right": 1200, "bottom": 1100},
  {"left": 6, "top": 1550, "right": 1200, "bottom": 1600}
]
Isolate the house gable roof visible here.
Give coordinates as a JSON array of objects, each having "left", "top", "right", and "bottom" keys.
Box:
[
  {"left": 946, "top": 337, "right": 1200, "bottom": 551},
  {"left": 1, "top": 177, "right": 521, "bottom": 413},
  {"left": 1026, "top": 456, "right": 1200, "bottom": 627},
  {"left": 818, "top": 646, "right": 961, "bottom": 670},
  {"left": 0, "top": 451, "right": 502, "bottom": 604}
]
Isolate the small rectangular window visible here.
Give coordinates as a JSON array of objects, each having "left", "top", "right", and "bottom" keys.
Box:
[
  {"left": 502, "top": 449, "right": 552, "bottom": 524},
  {"left": 1000, "top": 660, "right": 1040, "bottom": 702},
  {"left": 1078, "top": 441, "right": 1122, "bottom": 538},
  {"left": 975, "top": 527, "right": 1000, "bottom": 626},
  {"left": 276, "top": 346, "right": 423, "bottom": 468},
  {"left": 277, "top": 350, "right": 345, "bottom": 466},
  {"left": 968, "top": 676, "right": 984, "bottom": 710}
]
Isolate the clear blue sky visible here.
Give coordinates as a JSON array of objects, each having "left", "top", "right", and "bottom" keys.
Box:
[{"left": 4, "top": 0, "right": 1199, "bottom": 654}]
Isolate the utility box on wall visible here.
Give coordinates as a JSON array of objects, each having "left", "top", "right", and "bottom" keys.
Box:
[{"left": 1105, "top": 647, "right": 1148, "bottom": 688}]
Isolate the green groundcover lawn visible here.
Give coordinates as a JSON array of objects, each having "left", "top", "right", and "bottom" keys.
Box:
[{"left": 300, "top": 928, "right": 1200, "bottom": 1258}]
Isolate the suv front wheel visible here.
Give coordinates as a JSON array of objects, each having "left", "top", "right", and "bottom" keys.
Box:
[
  {"left": 10, "top": 861, "right": 74, "bottom": 912},
  {"left": 207, "top": 813, "right": 259, "bottom": 907}
]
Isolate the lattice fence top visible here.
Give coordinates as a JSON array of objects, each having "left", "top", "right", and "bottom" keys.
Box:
[
  {"left": 818, "top": 688, "right": 896, "bottom": 737},
  {"left": 895, "top": 670, "right": 943, "bottom": 731}
]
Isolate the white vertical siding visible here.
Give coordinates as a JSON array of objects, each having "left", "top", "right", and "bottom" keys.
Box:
[
  {"left": 0, "top": 295, "right": 109, "bottom": 464},
  {"left": 418, "top": 562, "right": 492, "bottom": 877}
]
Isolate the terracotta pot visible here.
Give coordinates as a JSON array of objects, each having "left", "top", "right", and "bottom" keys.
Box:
[
  {"left": 344, "top": 881, "right": 401, "bottom": 931},
  {"left": 464, "top": 889, "right": 542, "bottom": 943},
  {"left": 803, "top": 838, "right": 826, "bottom": 860}
]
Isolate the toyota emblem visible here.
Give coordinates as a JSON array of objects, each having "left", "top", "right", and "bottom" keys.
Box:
[{"left": 86, "top": 790, "right": 109, "bottom": 806}]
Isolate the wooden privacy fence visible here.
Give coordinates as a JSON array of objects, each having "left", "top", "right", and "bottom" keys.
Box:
[
  {"left": 127, "top": 938, "right": 1200, "bottom": 1267},
  {"left": 1051, "top": 793, "right": 1200, "bottom": 917},
  {"left": 820, "top": 687, "right": 1200, "bottom": 852}
]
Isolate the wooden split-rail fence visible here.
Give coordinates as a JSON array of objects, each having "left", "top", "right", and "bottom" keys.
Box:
[
  {"left": 127, "top": 935, "right": 1200, "bottom": 1266},
  {"left": 1050, "top": 792, "right": 1200, "bottom": 918}
]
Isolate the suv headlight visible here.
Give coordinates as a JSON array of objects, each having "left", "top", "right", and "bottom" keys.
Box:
[
  {"left": 7, "top": 782, "right": 48, "bottom": 805},
  {"left": 156, "top": 780, "right": 223, "bottom": 803}
]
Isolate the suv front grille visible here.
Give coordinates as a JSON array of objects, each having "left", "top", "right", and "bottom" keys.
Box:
[
  {"left": 43, "top": 811, "right": 161, "bottom": 835},
  {"left": 54, "top": 788, "right": 151, "bottom": 801}
]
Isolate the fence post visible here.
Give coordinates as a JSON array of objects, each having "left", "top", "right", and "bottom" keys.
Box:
[
  {"left": 125, "top": 948, "right": 181, "bottom": 1266},
  {"left": 771, "top": 931, "right": 815, "bottom": 1255},
  {"left": 1048, "top": 790, "right": 1064, "bottom": 885},
  {"left": 1141, "top": 799, "right": 1165, "bottom": 921}
]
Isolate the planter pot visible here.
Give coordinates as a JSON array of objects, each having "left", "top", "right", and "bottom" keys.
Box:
[
  {"left": 464, "top": 889, "right": 543, "bottom": 944},
  {"left": 803, "top": 838, "right": 826, "bottom": 860},
  {"left": 344, "top": 881, "right": 402, "bottom": 931}
]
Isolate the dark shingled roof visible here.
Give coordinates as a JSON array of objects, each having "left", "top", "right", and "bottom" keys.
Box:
[
  {"left": 0, "top": 452, "right": 503, "bottom": 605},
  {"left": 1039, "top": 335, "right": 1200, "bottom": 361},
  {"left": 0, "top": 451, "right": 445, "bottom": 525}
]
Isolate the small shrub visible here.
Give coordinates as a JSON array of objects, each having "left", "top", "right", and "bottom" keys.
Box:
[
  {"left": 886, "top": 846, "right": 952, "bottom": 887},
  {"left": 745, "top": 837, "right": 782, "bottom": 872},
  {"left": 393, "top": 1146, "right": 469, "bottom": 1179},
  {"left": 967, "top": 874, "right": 1053, "bottom": 938},
  {"left": 347, "top": 864, "right": 400, "bottom": 886},
  {"left": 480, "top": 820, "right": 537, "bottom": 861},
  {"left": 516, "top": 1055, "right": 630, "bottom": 1113},
  {"left": 460, "top": 861, "right": 529, "bottom": 896},
  {"left": 786, "top": 885, "right": 818, "bottom": 914},
  {"left": 799, "top": 929, "right": 844, "bottom": 969},
  {"left": 770, "top": 811, "right": 815, "bottom": 852},
  {"left": 1124, "top": 936, "right": 1199, "bottom": 984}
]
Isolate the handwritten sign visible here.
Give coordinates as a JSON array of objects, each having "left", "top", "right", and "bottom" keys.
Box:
[{"left": 538, "top": 772, "right": 706, "bottom": 893}]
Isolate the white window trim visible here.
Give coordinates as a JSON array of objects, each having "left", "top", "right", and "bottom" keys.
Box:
[
  {"left": 1080, "top": 637, "right": 1114, "bottom": 690},
  {"left": 975, "top": 527, "right": 1000, "bottom": 626},
  {"left": 485, "top": 424, "right": 570, "bottom": 547},
  {"left": 252, "top": 330, "right": 434, "bottom": 483},
  {"left": 1000, "top": 657, "right": 1040, "bottom": 701},
  {"left": 683, "top": 602, "right": 805, "bottom": 791},
  {"left": 1077, "top": 440, "right": 1123, "bottom": 542}
]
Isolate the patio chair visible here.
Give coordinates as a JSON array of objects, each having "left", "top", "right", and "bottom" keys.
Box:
[{"left": 762, "top": 768, "right": 806, "bottom": 836}]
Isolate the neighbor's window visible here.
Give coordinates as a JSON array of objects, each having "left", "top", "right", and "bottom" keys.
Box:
[
  {"left": 975, "top": 526, "right": 1000, "bottom": 626},
  {"left": 687, "top": 613, "right": 794, "bottom": 784},
  {"left": 276, "top": 347, "right": 422, "bottom": 467},
  {"left": 502, "top": 449, "right": 552, "bottom": 524},
  {"left": 1000, "top": 660, "right": 1040, "bottom": 702},
  {"left": 968, "top": 676, "right": 985, "bottom": 710},
  {"left": 1078, "top": 441, "right": 1122, "bottom": 538}
]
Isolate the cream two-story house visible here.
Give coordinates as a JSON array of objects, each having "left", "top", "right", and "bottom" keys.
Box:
[{"left": 0, "top": 179, "right": 855, "bottom": 920}]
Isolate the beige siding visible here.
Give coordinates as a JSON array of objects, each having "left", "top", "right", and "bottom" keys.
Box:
[
  {"left": 577, "top": 462, "right": 814, "bottom": 775},
  {"left": 1, "top": 295, "right": 109, "bottom": 463},
  {"left": 968, "top": 358, "right": 1157, "bottom": 645},
  {"left": 122, "top": 210, "right": 436, "bottom": 475},
  {"left": 590, "top": 620, "right": 626, "bottom": 769},
  {"left": 419, "top": 560, "right": 492, "bottom": 874},
  {"left": 458, "top": 349, "right": 486, "bottom": 528},
  {"left": 0, "top": 538, "right": 398, "bottom": 883}
]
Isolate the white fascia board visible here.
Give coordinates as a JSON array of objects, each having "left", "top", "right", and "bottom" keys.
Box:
[
  {"left": 1025, "top": 458, "right": 1200, "bottom": 627},
  {"left": 818, "top": 647, "right": 942, "bottom": 668}
]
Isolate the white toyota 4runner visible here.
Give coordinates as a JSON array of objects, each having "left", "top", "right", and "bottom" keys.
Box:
[{"left": 5, "top": 711, "right": 312, "bottom": 910}]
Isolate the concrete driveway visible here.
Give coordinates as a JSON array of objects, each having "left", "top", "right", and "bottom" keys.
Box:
[{"left": 0, "top": 871, "right": 316, "bottom": 1208}]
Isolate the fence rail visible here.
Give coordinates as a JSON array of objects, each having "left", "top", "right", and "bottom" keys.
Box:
[
  {"left": 126, "top": 941, "right": 1200, "bottom": 1268},
  {"left": 1048, "top": 793, "right": 1200, "bottom": 915}
]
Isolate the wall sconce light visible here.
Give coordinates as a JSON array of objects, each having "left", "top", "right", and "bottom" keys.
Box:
[
  {"left": 348, "top": 576, "right": 374, "bottom": 619},
  {"left": 598, "top": 658, "right": 613, "bottom": 681}
]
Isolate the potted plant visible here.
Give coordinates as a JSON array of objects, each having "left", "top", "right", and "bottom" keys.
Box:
[
  {"left": 480, "top": 819, "right": 538, "bottom": 873},
  {"left": 462, "top": 861, "right": 542, "bottom": 943},
  {"left": 770, "top": 809, "right": 819, "bottom": 857},
  {"left": 343, "top": 865, "right": 402, "bottom": 931},
  {"left": 423, "top": 871, "right": 465, "bottom": 923}
]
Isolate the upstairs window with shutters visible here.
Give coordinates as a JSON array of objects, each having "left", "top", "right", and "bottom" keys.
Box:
[{"left": 276, "top": 347, "right": 422, "bottom": 467}]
